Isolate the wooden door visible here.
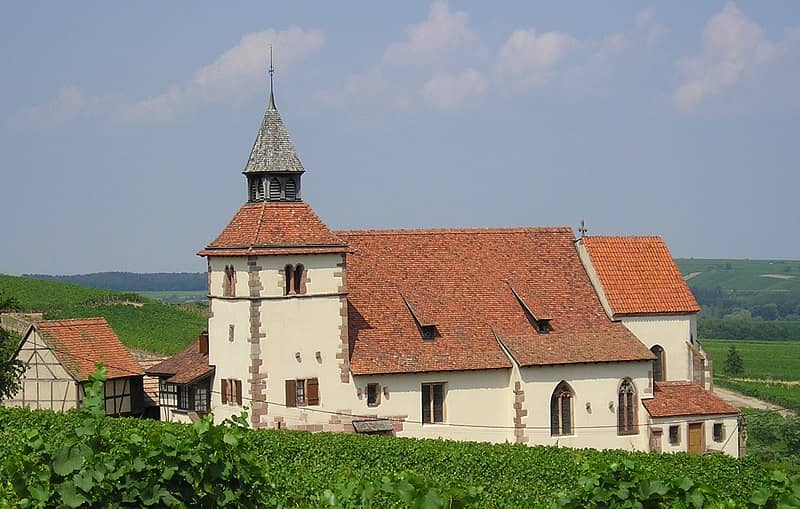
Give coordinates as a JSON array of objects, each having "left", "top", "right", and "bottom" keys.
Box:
[{"left": 688, "top": 423, "right": 703, "bottom": 455}]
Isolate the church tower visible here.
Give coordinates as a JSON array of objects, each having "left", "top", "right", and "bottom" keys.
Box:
[{"left": 199, "top": 60, "right": 352, "bottom": 429}]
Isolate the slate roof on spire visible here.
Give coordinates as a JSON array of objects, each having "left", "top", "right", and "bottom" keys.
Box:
[{"left": 242, "top": 99, "right": 305, "bottom": 174}]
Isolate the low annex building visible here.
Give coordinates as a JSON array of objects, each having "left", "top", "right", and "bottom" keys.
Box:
[
  {"left": 156, "top": 76, "right": 741, "bottom": 456},
  {"left": 5, "top": 318, "right": 144, "bottom": 416}
]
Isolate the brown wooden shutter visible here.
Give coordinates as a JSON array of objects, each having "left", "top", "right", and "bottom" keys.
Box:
[
  {"left": 307, "top": 378, "right": 319, "bottom": 406},
  {"left": 221, "top": 379, "right": 229, "bottom": 404},
  {"left": 235, "top": 379, "right": 243, "bottom": 405},
  {"left": 285, "top": 379, "right": 297, "bottom": 407}
]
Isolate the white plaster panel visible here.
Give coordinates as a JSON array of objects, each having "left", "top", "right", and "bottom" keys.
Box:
[
  {"left": 520, "top": 362, "right": 652, "bottom": 451},
  {"left": 621, "top": 315, "right": 695, "bottom": 381}
]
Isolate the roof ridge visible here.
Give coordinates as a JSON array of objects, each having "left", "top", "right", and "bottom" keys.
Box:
[
  {"left": 584, "top": 235, "right": 664, "bottom": 240},
  {"left": 337, "top": 226, "right": 573, "bottom": 236},
  {"left": 249, "top": 199, "right": 269, "bottom": 252},
  {"left": 38, "top": 317, "right": 106, "bottom": 325}
]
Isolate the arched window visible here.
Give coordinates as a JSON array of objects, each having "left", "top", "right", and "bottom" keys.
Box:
[
  {"left": 550, "top": 381, "right": 574, "bottom": 436},
  {"left": 284, "top": 265, "right": 294, "bottom": 295},
  {"left": 293, "top": 264, "right": 305, "bottom": 295},
  {"left": 269, "top": 178, "right": 282, "bottom": 201},
  {"left": 651, "top": 345, "right": 665, "bottom": 382},
  {"left": 248, "top": 178, "right": 258, "bottom": 202},
  {"left": 284, "top": 178, "right": 297, "bottom": 201},
  {"left": 223, "top": 265, "right": 235, "bottom": 297},
  {"left": 618, "top": 378, "right": 638, "bottom": 435}
]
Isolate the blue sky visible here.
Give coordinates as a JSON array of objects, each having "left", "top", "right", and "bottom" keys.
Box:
[{"left": 1, "top": 2, "right": 799, "bottom": 274}]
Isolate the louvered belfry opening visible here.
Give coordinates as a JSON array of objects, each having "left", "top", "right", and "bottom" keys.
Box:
[
  {"left": 269, "top": 178, "right": 282, "bottom": 201},
  {"left": 284, "top": 177, "right": 297, "bottom": 201}
]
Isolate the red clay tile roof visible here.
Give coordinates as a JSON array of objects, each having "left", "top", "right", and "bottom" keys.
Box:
[
  {"left": 339, "top": 228, "right": 654, "bottom": 375},
  {"left": 643, "top": 381, "right": 739, "bottom": 418},
  {"left": 34, "top": 318, "right": 143, "bottom": 381},
  {"left": 146, "top": 335, "right": 214, "bottom": 385},
  {"left": 581, "top": 236, "right": 700, "bottom": 316},
  {"left": 198, "top": 202, "right": 348, "bottom": 257}
]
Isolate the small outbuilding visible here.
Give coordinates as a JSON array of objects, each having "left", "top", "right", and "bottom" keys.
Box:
[{"left": 4, "top": 317, "right": 144, "bottom": 415}]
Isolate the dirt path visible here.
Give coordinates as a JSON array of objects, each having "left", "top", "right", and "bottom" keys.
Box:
[{"left": 714, "top": 387, "right": 794, "bottom": 416}]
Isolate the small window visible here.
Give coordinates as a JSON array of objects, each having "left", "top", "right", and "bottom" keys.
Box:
[
  {"left": 221, "top": 379, "right": 243, "bottom": 406},
  {"left": 550, "top": 381, "right": 574, "bottom": 436},
  {"left": 669, "top": 425, "right": 680, "bottom": 445},
  {"left": 713, "top": 423, "right": 725, "bottom": 442},
  {"left": 228, "top": 324, "right": 235, "bottom": 342},
  {"left": 160, "top": 381, "right": 178, "bottom": 407},
  {"left": 293, "top": 264, "right": 305, "bottom": 295},
  {"left": 223, "top": 265, "right": 236, "bottom": 297},
  {"left": 536, "top": 320, "right": 551, "bottom": 334},
  {"left": 617, "top": 379, "right": 638, "bottom": 435},
  {"left": 285, "top": 378, "right": 320, "bottom": 407},
  {"left": 422, "top": 383, "right": 445, "bottom": 424},
  {"left": 284, "top": 265, "right": 294, "bottom": 295},
  {"left": 420, "top": 325, "right": 438, "bottom": 340},
  {"left": 366, "top": 383, "right": 381, "bottom": 407},
  {"left": 177, "top": 386, "right": 189, "bottom": 410},
  {"left": 193, "top": 382, "right": 210, "bottom": 413}
]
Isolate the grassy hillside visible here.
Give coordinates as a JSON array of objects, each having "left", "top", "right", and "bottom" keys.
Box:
[
  {"left": 701, "top": 338, "right": 800, "bottom": 381},
  {"left": 676, "top": 258, "right": 800, "bottom": 292},
  {"left": 0, "top": 274, "right": 205, "bottom": 355}
]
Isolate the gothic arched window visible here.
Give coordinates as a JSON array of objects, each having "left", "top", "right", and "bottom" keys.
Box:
[
  {"left": 651, "top": 345, "right": 665, "bottom": 382},
  {"left": 550, "top": 381, "right": 574, "bottom": 436},
  {"left": 223, "top": 265, "right": 235, "bottom": 297},
  {"left": 293, "top": 264, "right": 305, "bottom": 295},
  {"left": 269, "top": 178, "right": 282, "bottom": 201},
  {"left": 618, "top": 378, "right": 638, "bottom": 435}
]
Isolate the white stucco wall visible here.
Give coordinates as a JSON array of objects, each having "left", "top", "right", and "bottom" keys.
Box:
[
  {"left": 621, "top": 315, "right": 696, "bottom": 381},
  {"left": 649, "top": 414, "right": 739, "bottom": 457},
  {"left": 519, "top": 361, "right": 653, "bottom": 451}
]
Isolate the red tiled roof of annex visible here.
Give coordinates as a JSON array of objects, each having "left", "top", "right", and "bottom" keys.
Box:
[
  {"left": 643, "top": 381, "right": 739, "bottom": 418},
  {"left": 339, "top": 227, "right": 655, "bottom": 376},
  {"left": 581, "top": 236, "right": 700, "bottom": 316},
  {"left": 147, "top": 334, "right": 215, "bottom": 384},
  {"left": 34, "top": 318, "right": 143, "bottom": 381},
  {"left": 198, "top": 202, "right": 348, "bottom": 256}
]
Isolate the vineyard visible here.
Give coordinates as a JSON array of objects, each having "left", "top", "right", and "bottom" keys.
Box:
[
  {"left": 0, "top": 402, "right": 797, "bottom": 507},
  {"left": 0, "top": 274, "right": 204, "bottom": 354}
]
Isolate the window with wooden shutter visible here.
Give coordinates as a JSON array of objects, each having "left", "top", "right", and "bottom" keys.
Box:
[
  {"left": 221, "top": 379, "right": 229, "bottom": 404},
  {"left": 285, "top": 379, "right": 297, "bottom": 407},
  {"left": 421, "top": 383, "right": 445, "bottom": 424},
  {"left": 307, "top": 378, "right": 319, "bottom": 406},
  {"left": 234, "top": 379, "right": 243, "bottom": 405}
]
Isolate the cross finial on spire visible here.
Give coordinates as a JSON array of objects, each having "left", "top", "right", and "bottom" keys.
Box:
[
  {"left": 578, "top": 219, "right": 588, "bottom": 238},
  {"left": 268, "top": 45, "right": 276, "bottom": 110}
]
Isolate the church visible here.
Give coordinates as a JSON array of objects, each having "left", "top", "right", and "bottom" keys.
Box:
[{"left": 153, "top": 71, "right": 741, "bottom": 457}]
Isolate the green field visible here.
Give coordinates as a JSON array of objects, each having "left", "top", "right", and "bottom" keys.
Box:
[
  {"left": 676, "top": 258, "right": 800, "bottom": 292},
  {"left": 701, "top": 338, "right": 800, "bottom": 381},
  {"left": 136, "top": 290, "right": 207, "bottom": 304},
  {"left": 0, "top": 274, "right": 205, "bottom": 355}
]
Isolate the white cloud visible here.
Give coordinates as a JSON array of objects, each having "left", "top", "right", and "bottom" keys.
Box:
[
  {"left": 422, "top": 69, "right": 487, "bottom": 110},
  {"left": 496, "top": 29, "right": 578, "bottom": 90},
  {"left": 672, "top": 3, "right": 791, "bottom": 112},
  {"left": 8, "top": 27, "right": 324, "bottom": 129},
  {"left": 332, "top": 1, "right": 487, "bottom": 111}
]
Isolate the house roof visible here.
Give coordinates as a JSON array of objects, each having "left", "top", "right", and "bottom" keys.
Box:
[
  {"left": 643, "top": 381, "right": 739, "bottom": 418},
  {"left": 581, "top": 236, "right": 700, "bottom": 316},
  {"left": 339, "top": 228, "right": 654, "bottom": 375},
  {"left": 146, "top": 334, "right": 215, "bottom": 385},
  {"left": 33, "top": 318, "right": 143, "bottom": 381},
  {"left": 198, "top": 202, "right": 349, "bottom": 257},
  {"left": 242, "top": 98, "right": 304, "bottom": 174}
]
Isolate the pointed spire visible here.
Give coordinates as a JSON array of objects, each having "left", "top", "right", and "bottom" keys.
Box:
[
  {"left": 242, "top": 46, "right": 304, "bottom": 175},
  {"left": 268, "top": 45, "right": 276, "bottom": 111}
]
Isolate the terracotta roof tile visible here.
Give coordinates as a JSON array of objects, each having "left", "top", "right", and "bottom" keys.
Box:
[
  {"left": 198, "top": 202, "right": 348, "bottom": 256},
  {"left": 35, "top": 318, "right": 143, "bottom": 381},
  {"left": 146, "top": 334, "right": 214, "bottom": 385},
  {"left": 643, "top": 381, "right": 739, "bottom": 418},
  {"left": 340, "top": 228, "right": 654, "bottom": 375},
  {"left": 582, "top": 236, "right": 700, "bottom": 316}
]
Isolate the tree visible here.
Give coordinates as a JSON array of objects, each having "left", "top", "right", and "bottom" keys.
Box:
[
  {"left": 0, "top": 327, "right": 25, "bottom": 401},
  {"left": 724, "top": 345, "right": 744, "bottom": 376},
  {"left": 0, "top": 290, "right": 19, "bottom": 311}
]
